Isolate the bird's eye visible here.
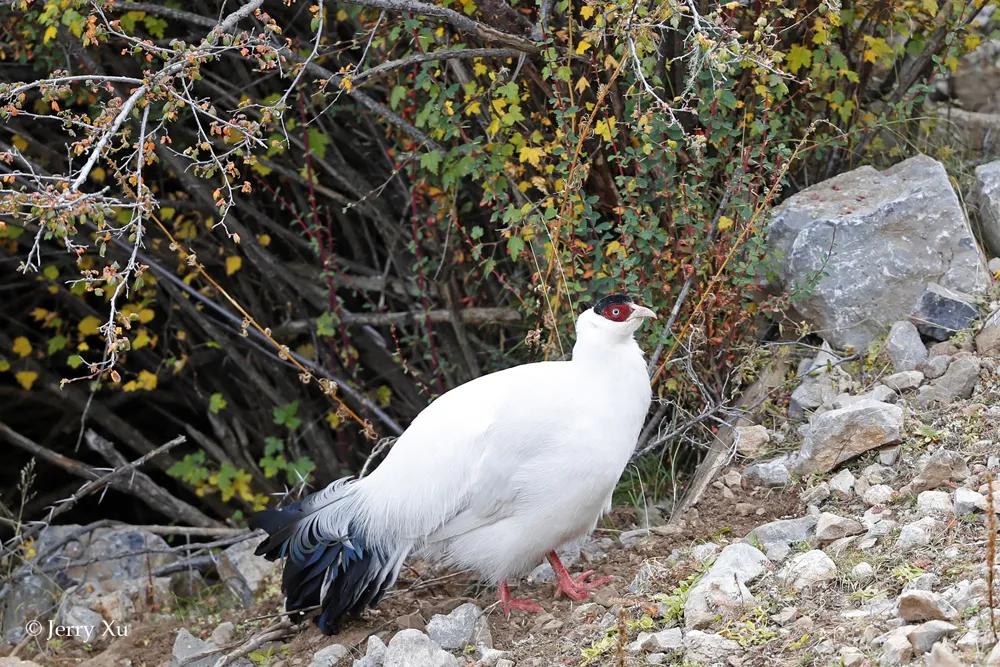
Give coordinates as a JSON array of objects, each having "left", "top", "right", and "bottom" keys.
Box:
[{"left": 601, "top": 303, "right": 631, "bottom": 322}]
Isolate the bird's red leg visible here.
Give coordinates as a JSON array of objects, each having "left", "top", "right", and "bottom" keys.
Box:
[
  {"left": 547, "top": 551, "right": 613, "bottom": 601},
  {"left": 497, "top": 580, "right": 544, "bottom": 617}
]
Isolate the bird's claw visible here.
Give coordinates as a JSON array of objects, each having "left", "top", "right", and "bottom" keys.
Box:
[
  {"left": 554, "top": 569, "right": 613, "bottom": 601},
  {"left": 500, "top": 597, "right": 545, "bottom": 617}
]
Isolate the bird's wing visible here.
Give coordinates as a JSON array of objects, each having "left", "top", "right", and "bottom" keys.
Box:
[{"left": 354, "top": 360, "right": 576, "bottom": 544}]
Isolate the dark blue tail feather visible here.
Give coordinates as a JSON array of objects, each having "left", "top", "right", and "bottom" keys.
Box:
[{"left": 249, "top": 503, "right": 399, "bottom": 634}]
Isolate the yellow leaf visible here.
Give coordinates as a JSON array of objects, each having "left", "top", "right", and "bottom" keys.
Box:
[
  {"left": 15, "top": 371, "right": 38, "bottom": 391},
  {"left": 786, "top": 44, "right": 812, "bottom": 75},
  {"left": 124, "top": 369, "right": 158, "bottom": 392},
  {"left": 575, "top": 77, "right": 590, "bottom": 94},
  {"left": 11, "top": 135, "right": 28, "bottom": 152},
  {"left": 0, "top": 358, "right": 9, "bottom": 372},
  {"left": 43, "top": 26, "right": 57, "bottom": 44},
  {"left": 12, "top": 337, "right": 32, "bottom": 357},
  {"left": 225, "top": 256, "right": 242, "bottom": 276},
  {"left": 257, "top": 233, "right": 271, "bottom": 247},
  {"left": 605, "top": 240, "right": 624, "bottom": 256},
  {"left": 717, "top": 215, "right": 734, "bottom": 230},
  {"left": 580, "top": 5, "right": 594, "bottom": 19},
  {"left": 79, "top": 315, "right": 101, "bottom": 336},
  {"left": 465, "top": 100, "right": 481, "bottom": 115},
  {"left": 138, "top": 308, "right": 155, "bottom": 324},
  {"left": 594, "top": 118, "right": 616, "bottom": 141},
  {"left": 576, "top": 40, "right": 592, "bottom": 55},
  {"left": 473, "top": 62, "right": 487, "bottom": 76},
  {"left": 91, "top": 167, "right": 106, "bottom": 183},
  {"left": 325, "top": 411, "right": 342, "bottom": 428},
  {"left": 518, "top": 145, "right": 543, "bottom": 168},
  {"left": 133, "top": 330, "right": 151, "bottom": 350}
]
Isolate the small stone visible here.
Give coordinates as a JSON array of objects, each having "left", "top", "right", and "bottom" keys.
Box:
[
  {"left": 880, "top": 446, "right": 902, "bottom": 466},
  {"left": 851, "top": 562, "right": 875, "bottom": 580},
  {"left": 743, "top": 456, "right": 792, "bottom": 487},
  {"left": 734, "top": 424, "right": 770, "bottom": 457},
  {"left": 395, "top": 612, "right": 425, "bottom": 631},
  {"left": 880, "top": 626, "right": 915, "bottom": 665},
  {"left": 778, "top": 550, "right": 836, "bottom": 590},
  {"left": 792, "top": 400, "right": 904, "bottom": 475},
  {"left": 170, "top": 629, "right": 215, "bottom": 667},
  {"left": 309, "top": 644, "right": 350, "bottom": 667},
  {"left": 911, "top": 283, "right": 980, "bottom": 341},
  {"left": 684, "top": 543, "right": 770, "bottom": 629},
  {"left": 691, "top": 542, "right": 720, "bottom": 563},
  {"left": 917, "top": 490, "right": 954, "bottom": 515},
  {"left": 838, "top": 646, "right": 866, "bottom": 666},
  {"left": 425, "top": 603, "right": 488, "bottom": 651},
  {"left": 887, "top": 320, "right": 930, "bottom": 372},
  {"left": 628, "top": 627, "right": 684, "bottom": 653},
  {"left": 770, "top": 607, "right": 797, "bottom": 625},
  {"left": 904, "top": 573, "right": 939, "bottom": 592},
  {"left": 924, "top": 641, "right": 966, "bottom": 667},
  {"left": 209, "top": 622, "right": 235, "bottom": 648},
  {"left": 914, "top": 355, "right": 981, "bottom": 407},
  {"left": 815, "top": 512, "right": 864, "bottom": 542},
  {"left": 383, "top": 630, "right": 458, "bottom": 667},
  {"left": 353, "top": 636, "right": 387, "bottom": 667},
  {"left": 683, "top": 630, "right": 741, "bottom": 665},
  {"left": 953, "top": 488, "right": 987, "bottom": 514},
  {"left": 571, "top": 602, "right": 605, "bottom": 622},
  {"left": 829, "top": 469, "right": 856, "bottom": 497},
  {"left": 898, "top": 590, "right": 957, "bottom": 622},
  {"left": 863, "top": 484, "right": 896, "bottom": 506},
  {"left": 800, "top": 482, "right": 831, "bottom": 505},
  {"left": 920, "top": 355, "right": 952, "bottom": 380},
  {"left": 722, "top": 470, "right": 743, "bottom": 489},
  {"left": 743, "top": 516, "right": 816, "bottom": 563},
  {"left": 910, "top": 450, "right": 971, "bottom": 493},
  {"left": 619, "top": 528, "right": 651, "bottom": 547},
  {"left": 907, "top": 620, "right": 957, "bottom": 654},
  {"left": 883, "top": 370, "right": 925, "bottom": 391},
  {"left": 897, "top": 517, "right": 940, "bottom": 551}
]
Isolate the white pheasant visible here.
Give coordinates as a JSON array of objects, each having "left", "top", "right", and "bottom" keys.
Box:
[{"left": 252, "top": 294, "right": 655, "bottom": 633}]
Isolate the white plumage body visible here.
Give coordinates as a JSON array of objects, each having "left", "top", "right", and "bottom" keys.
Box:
[
  {"left": 252, "top": 299, "right": 654, "bottom": 633},
  {"left": 356, "top": 336, "right": 651, "bottom": 582}
]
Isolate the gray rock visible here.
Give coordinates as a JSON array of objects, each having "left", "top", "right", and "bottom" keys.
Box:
[
  {"left": 863, "top": 484, "right": 896, "bottom": 506},
  {"left": 792, "top": 400, "right": 904, "bottom": 475},
  {"left": 744, "top": 516, "right": 816, "bottom": 561},
  {"left": 887, "top": 321, "right": 930, "bottom": 372},
  {"left": 683, "top": 630, "right": 741, "bottom": 664},
  {"left": 851, "top": 562, "right": 875, "bottom": 580},
  {"left": 383, "top": 630, "right": 458, "bottom": 667},
  {"left": 909, "top": 449, "right": 971, "bottom": 493},
  {"left": 627, "top": 560, "right": 666, "bottom": 596},
  {"left": 801, "top": 482, "right": 831, "bottom": 505},
  {"left": 815, "top": 512, "right": 864, "bottom": 542},
  {"left": 170, "top": 629, "right": 217, "bottom": 667},
  {"left": 310, "top": 644, "right": 351, "bottom": 667},
  {"left": 684, "top": 543, "right": 770, "bottom": 629},
  {"left": 880, "top": 626, "right": 916, "bottom": 665},
  {"left": 924, "top": 641, "right": 966, "bottom": 667},
  {"left": 880, "top": 445, "right": 902, "bottom": 466},
  {"left": 733, "top": 424, "right": 770, "bottom": 457},
  {"left": 743, "top": 455, "right": 793, "bottom": 487},
  {"left": 778, "top": 550, "right": 836, "bottom": 590},
  {"left": 898, "top": 590, "right": 957, "bottom": 622},
  {"left": 917, "top": 491, "right": 954, "bottom": 515},
  {"left": 883, "top": 370, "right": 925, "bottom": 391},
  {"left": 425, "top": 603, "right": 489, "bottom": 651},
  {"left": 911, "top": 283, "right": 980, "bottom": 341},
  {"left": 691, "top": 542, "right": 720, "bottom": 563},
  {"left": 953, "top": 487, "right": 987, "bottom": 514},
  {"left": 765, "top": 154, "right": 988, "bottom": 351},
  {"left": 915, "top": 355, "right": 981, "bottom": 407},
  {"left": 353, "top": 635, "right": 387, "bottom": 667},
  {"left": 627, "top": 627, "right": 684, "bottom": 653},
  {"left": 217, "top": 536, "right": 279, "bottom": 606},
  {"left": 908, "top": 620, "right": 957, "bottom": 655},
  {"left": 1, "top": 525, "right": 179, "bottom": 644},
  {"left": 897, "top": 517, "right": 940, "bottom": 551},
  {"left": 209, "top": 621, "right": 235, "bottom": 648},
  {"left": 839, "top": 646, "right": 866, "bottom": 666},
  {"left": 830, "top": 469, "right": 856, "bottom": 497},
  {"left": 920, "top": 355, "right": 952, "bottom": 379},
  {"left": 973, "top": 160, "right": 1000, "bottom": 258}
]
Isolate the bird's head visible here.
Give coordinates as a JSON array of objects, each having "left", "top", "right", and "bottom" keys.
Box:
[{"left": 575, "top": 293, "right": 657, "bottom": 345}]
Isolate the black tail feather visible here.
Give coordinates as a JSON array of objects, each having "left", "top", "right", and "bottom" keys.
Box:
[{"left": 249, "top": 501, "right": 403, "bottom": 634}]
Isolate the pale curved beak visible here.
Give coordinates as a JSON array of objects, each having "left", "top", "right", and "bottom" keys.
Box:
[{"left": 628, "top": 304, "right": 657, "bottom": 320}]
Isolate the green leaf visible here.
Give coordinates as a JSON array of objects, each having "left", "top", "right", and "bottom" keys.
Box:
[
  {"left": 306, "top": 128, "right": 330, "bottom": 159},
  {"left": 47, "top": 335, "right": 67, "bottom": 355},
  {"left": 285, "top": 456, "right": 316, "bottom": 484},
  {"left": 420, "top": 150, "right": 442, "bottom": 174},
  {"left": 273, "top": 401, "right": 302, "bottom": 430},
  {"left": 390, "top": 85, "right": 407, "bottom": 109},
  {"left": 316, "top": 311, "right": 336, "bottom": 337},
  {"left": 787, "top": 44, "right": 813, "bottom": 74},
  {"left": 507, "top": 235, "right": 525, "bottom": 260},
  {"left": 209, "top": 393, "right": 228, "bottom": 414}
]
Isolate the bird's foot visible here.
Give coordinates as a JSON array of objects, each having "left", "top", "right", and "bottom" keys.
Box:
[
  {"left": 553, "top": 569, "right": 613, "bottom": 601},
  {"left": 498, "top": 580, "right": 544, "bottom": 618},
  {"left": 546, "top": 551, "right": 612, "bottom": 601}
]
